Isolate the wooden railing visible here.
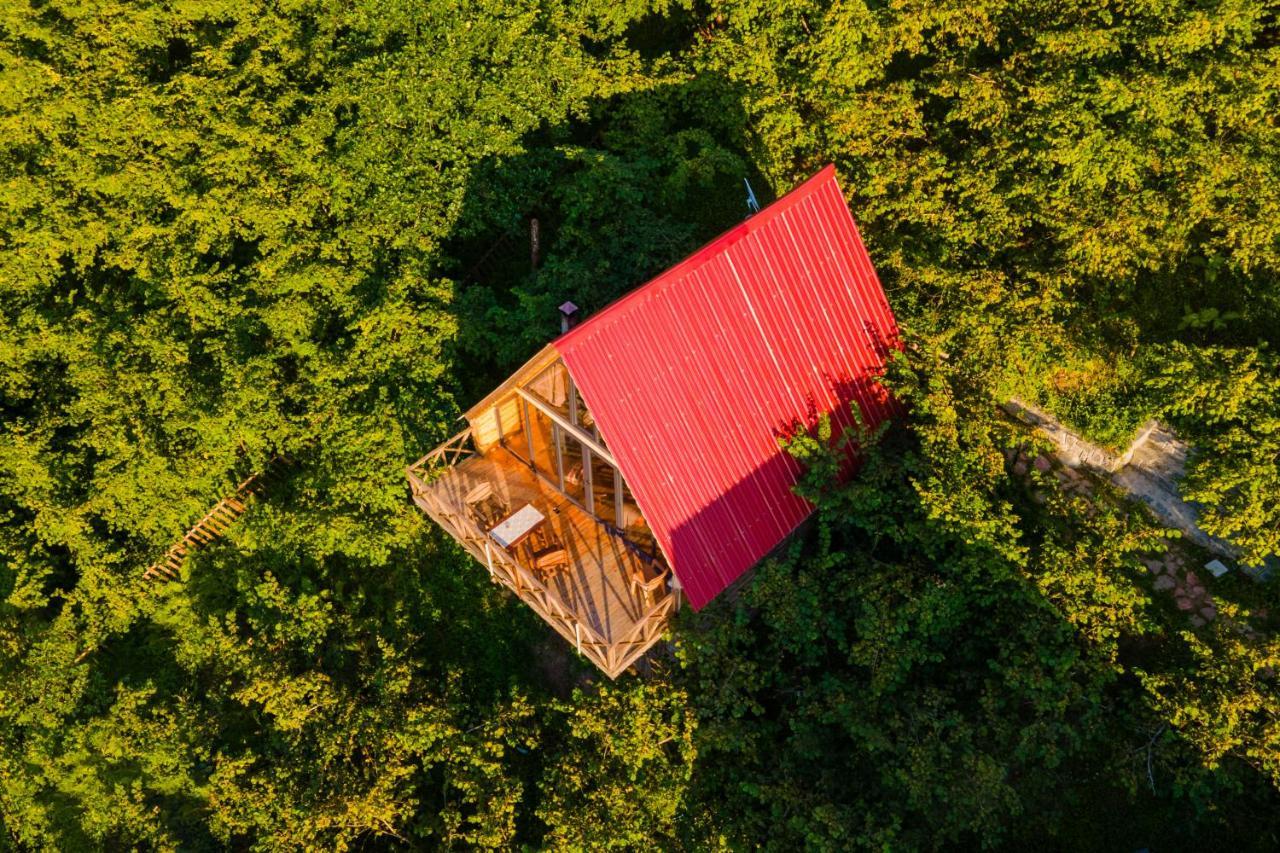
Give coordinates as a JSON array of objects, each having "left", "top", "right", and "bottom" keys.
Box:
[
  {"left": 406, "top": 443, "right": 673, "bottom": 678},
  {"left": 142, "top": 457, "right": 288, "bottom": 583},
  {"left": 592, "top": 579, "right": 677, "bottom": 675},
  {"left": 414, "top": 427, "right": 477, "bottom": 477}
]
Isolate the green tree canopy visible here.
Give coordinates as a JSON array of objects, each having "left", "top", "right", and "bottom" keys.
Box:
[{"left": 3, "top": 0, "right": 1279, "bottom": 849}]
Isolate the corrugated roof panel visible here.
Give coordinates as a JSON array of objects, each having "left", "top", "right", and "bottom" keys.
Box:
[{"left": 555, "top": 165, "right": 900, "bottom": 609}]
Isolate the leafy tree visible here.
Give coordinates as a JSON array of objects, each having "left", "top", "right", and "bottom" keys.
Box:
[
  {"left": 1151, "top": 344, "right": 1280, "bottom": 565},
  {"left": 537, "top": 682, "right": 695, "bottom": 850},
  {"left": 3, "top": 0, "right": 1280, "bottom": 848}
]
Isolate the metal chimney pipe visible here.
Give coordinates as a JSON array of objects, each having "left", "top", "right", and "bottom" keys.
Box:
[{"left": 559, "top": 301, "right": 579, "bottom": 334}]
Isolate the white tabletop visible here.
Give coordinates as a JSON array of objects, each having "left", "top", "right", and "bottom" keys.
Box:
[{"left": 488, "top": 503, "right": 545, "bottom": 549}]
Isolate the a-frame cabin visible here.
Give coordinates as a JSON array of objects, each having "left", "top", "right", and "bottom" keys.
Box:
[{"left": 408, "top": 165, "right": 900, "bottom": 678}]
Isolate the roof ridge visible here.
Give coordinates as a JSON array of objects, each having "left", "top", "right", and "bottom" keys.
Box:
[{"left": 556, "top": 164, "right": 840, "bottom": 346}]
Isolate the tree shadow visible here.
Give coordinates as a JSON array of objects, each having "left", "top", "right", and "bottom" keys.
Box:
[
  {"left": 437, "top": 72, "right": 770, "bottom": 405},
  {"left": 662, "top": 367, "right": 899, "bottom": 609},
  {"left": 1104, "top": 246, "right": 1280, "bottom": 352},
  {"left": 672, "top": 414, "right": 1280, "bottom": 850}
]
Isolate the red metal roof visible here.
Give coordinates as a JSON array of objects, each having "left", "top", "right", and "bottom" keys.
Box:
[{"left": 555, "top": 165, "right": 899, "bottom": 610}]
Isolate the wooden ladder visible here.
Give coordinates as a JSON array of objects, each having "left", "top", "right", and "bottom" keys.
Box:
[{"left": 142, "top": 457, "right": 288, "bottom": 583}]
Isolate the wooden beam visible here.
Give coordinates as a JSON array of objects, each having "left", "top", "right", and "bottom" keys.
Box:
[
  {"left": 462, "top": 344, "right": 560, "bottom": 424},
  {"left": 514, "top": 387, "right": 617, "bottom": 469}
]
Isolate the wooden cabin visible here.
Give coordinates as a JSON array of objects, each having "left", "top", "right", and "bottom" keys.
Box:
[{"left": 408, "top": 165, "right": 900, "bottom": 678}]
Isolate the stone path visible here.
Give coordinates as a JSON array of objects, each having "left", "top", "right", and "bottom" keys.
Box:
[
  {"left": 1006, "top": 446, "right": 1217, "bottom": 629},
  {"left": 1142, "top": 550, "right": 1217, "bottom": 627},
  {"left": 1003, "top": 398, "right": 1152, "bottom": 473},
  {"left": 1003, "top": 401, "right": 1280, "bottom": 630},
  {"left": 1003, "top": 399, "right": 1254, "bottom": 568},
  {"left": 1111, "top": 423, "right": 1239, "bottom": 559}
]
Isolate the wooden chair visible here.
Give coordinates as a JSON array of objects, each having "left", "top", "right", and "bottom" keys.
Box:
[
  {"left": 630, "top": 560, "right": 669, "bottom": 603},
  {"left": 619, "top": 500, "right": 645, "bottom": 529},
  {"left": 527, "top": 523, "right": 569, "bottom": 580},
  {"left": 531, "top": 543, "right": 570, "bottom": 577},
  {"left": 463, "top": 482, "right": 507, "bottom": 530}
]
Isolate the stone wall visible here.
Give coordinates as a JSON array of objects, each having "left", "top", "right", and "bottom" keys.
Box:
[
  {"left": 1001, "top": 398, "right": 1156, "bottom": 474},
  {"left": 1002, "top": 397, "right": 1244, "bottom": 565}
]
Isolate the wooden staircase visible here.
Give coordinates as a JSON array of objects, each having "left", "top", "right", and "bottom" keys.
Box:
[{"left": 142, "top": 457, "right": 288, "bottom": 583}]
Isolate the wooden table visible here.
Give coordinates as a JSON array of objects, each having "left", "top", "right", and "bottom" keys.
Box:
[{"left": 488, "top": 503, "right": 546, "bottom": 551}]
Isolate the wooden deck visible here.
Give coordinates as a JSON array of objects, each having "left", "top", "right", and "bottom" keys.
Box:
[{"left": 408, "top": 431, "right": 675, "bottom": 678}]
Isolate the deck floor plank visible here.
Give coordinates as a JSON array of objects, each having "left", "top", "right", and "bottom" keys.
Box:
[{"left": 424, "top": 448, "right": 660, "bottom": 644}]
